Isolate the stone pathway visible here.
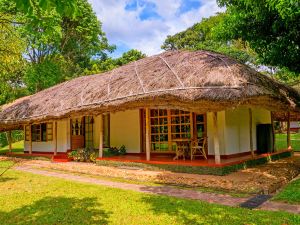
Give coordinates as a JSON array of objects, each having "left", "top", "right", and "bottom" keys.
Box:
[{"left": 14, "top": 165, "right": 300, "bottom": 214}]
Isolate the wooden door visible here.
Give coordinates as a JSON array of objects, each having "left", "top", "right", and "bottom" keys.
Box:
[{"left": 71, "top": 118, "right": 84, "bottom": 150}]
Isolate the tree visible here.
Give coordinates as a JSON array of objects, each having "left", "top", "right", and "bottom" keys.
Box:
[
  {"left": 115, "top": 49, "right": 146, "bottom": 66},
  {"left": 14, "top": 0, "right": 77, "bottom": 17},
  {"left": 85, "top": 49, "right": 146, "bottom": 75},
  {"left": 0, "top": 0, "right": 115, "bottom": 94},
  {"left": 161, "top": 13, "right": 257, "bottom": 64},
  {"left": 214, "top": 0, "right": 300, "bottom": 73},
  {"left": 0, "top": 14, "right": 27, "bottom": 105}
]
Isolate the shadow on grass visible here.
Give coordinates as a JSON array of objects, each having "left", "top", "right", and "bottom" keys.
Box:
[
  {"left": 0, "top": 197, "right": 110, "bottom": 224},
  {"left": 0, "top": 177, "right": 16, "bottom": 182},
  {"left": 140, "top": 194, "right": 298, "bottom": 225}
]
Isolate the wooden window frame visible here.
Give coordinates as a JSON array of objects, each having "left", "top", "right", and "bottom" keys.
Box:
[
  {"left": 142, "top": 109, "right": 207, "bottom": 153},
  {"left": 25, "top": 122, "right": 53, "bottom": 142}
]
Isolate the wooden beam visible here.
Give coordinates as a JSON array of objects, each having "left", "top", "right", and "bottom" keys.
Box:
[
  {"left": 287, "top": 111, "right": 291, "bottom": 149},
  {"left": 145, "top": 108, "right": 151, "bottom": 161},
  {"left": 99, "top": 114, "right": 104, "bottom": 158},
  {"left": 271, "top": 112, "right": 275, "bottom": 152},
  {"left": 7, "top": 131, "right": 12, "bottom": 153},
  {"left": 249, "top": 108, "right": 254, "bottom": 158},
  {"left": 190, "top": 112, "right": 194, "bottom": 139},
  {"left": 212, "top": 112, "right": 221, "bottom": 164},
  {"left": 29, "top": 124, "right": 32, "bottom": 154},
  {"left": 54, "top": 121, "right": 58, "bottom": 155},
  {"left": 167, "top": 110, "right": 172, "bottom": 151}
]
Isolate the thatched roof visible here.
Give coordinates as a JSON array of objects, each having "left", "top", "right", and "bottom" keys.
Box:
[{"left": 1, "top": 50, "right": 300, "bottom": 131}]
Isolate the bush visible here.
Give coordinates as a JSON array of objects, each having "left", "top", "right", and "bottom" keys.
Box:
[
  {"left": 107, "top": 145, "right": 126, "bottom": 156},
  {"left": 68, "top": 147, "right": 98, "bottom": 162}
]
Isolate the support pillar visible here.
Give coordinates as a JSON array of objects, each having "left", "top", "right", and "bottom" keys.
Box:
[
  {"left": 29, "top": 124, "right": 32, "bottom": 154},
  {"left": 287, "top": 112, "right": 291, "bottom": 149},
  {"left": 213, "top": 112, "right": 221, "bottom": 164},
  {"left": 249, "top": 108, "right": 254, "bottom": 158},
  {"left": 145, "top": 108, "right": 151, "bottom": 161},
  {"left": 7, "top": 131, "right": 12, "bottom": 153},
  {"left": 271, "top": 112, "right": 275, "bottom": 152},
  {"left": 54, "top": 122, "right": 58, "bottom": 155},
  {"left": 99, "top": 114, "right": 104, "bottom": 158}
]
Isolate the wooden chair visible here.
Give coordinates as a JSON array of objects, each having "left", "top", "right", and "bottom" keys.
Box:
[
  {"left": 191, "top": 137, "right": 207, "bottom": 160},
  {"left": 173, "top": 140, "right": 189, "bottom": 160}
]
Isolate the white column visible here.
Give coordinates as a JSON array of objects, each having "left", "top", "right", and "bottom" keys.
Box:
[
  {"left": 213, "top": 112, "right": 221, "bottom": 164},
  {"left": 99, "top": 114, "right": 104, "bottom": 158},
  {"left": 249, "top": 108, "right": 254, "bottom": 157},
  {"left": 145, "top": 108, "right": 151, "bottom": 161},
  {"left": 54, "top": 121, "right": 58, "bottom": 155},
  {"left": 29, "top": 124, "right": 32, "bottom": 154},
  {"left": 287, "top": 112, "right": 291, "bottom": 149}
]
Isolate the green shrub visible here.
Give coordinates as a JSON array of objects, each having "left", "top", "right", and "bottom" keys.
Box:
[
  {"left": 68, "top": 147, "right": 98, "bottom": 162},
  {"left": 107, "top": 145, "right": 127, "bottom": 156}
]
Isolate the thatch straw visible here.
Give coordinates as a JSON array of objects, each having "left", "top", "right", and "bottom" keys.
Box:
[{"left": 1, "top": 50, "right": 300, "bottom": 131}]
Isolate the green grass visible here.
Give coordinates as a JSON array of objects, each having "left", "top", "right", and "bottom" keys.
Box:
[
  {"left": 0, "top": 141, "right": 24, "bottom": 155},
  {"left": 275, "top": 133, "right": 300, "bottom": 151},
  {"left": 0, "top": 161, "right": 299, "bottom": 224},
  {"left": 273, "top": 177, "right": 300, "bottom": 204}
]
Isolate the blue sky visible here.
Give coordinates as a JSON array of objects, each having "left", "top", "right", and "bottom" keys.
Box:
[{"left": 89, "top": 0, "right": 224, "bottom": 58}]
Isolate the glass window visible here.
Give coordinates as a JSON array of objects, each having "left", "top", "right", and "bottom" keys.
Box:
[
  {"left": 29, "top": 122, "right": 52, "bottom": 142},
  {"left": 85, "top": 116, "right": 94, "bottom": 148},
  {"left": 148, "top": 109, "right": 204, "bottom": 152},
  {"left": 195, "top": 114, "right": 206, "bottom": 138}
]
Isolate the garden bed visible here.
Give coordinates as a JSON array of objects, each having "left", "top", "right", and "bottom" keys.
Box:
[{"left": 6, "top": 152, "right": 300, "bottom": 194}]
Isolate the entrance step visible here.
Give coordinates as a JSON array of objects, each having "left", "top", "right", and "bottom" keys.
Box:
[{"left": 52, "top": 154, "right": 70, "bottom": 163}]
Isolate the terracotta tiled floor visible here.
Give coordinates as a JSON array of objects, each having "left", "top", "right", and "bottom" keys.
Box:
[{"left": 98, "top": 150, "right": 291, "bottom": 167}]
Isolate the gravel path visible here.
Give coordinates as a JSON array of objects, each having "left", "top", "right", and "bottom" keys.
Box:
[{"left": 15, "top": 165, "right": 300, "bottom": 214}]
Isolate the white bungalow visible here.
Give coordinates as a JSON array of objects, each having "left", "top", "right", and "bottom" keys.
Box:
[{"left": 0, "top": 51, "right": 298, "bottom": 166}]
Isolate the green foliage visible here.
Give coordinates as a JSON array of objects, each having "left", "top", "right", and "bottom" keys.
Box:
[
  {"left": 14, "top": 0, "right": 78, "bottom": 17},
  {"left": 0, "top": 14, "right": 28, "bottom": 104},
  {"left": 215, "top": 0, "right": 300, "bottom": 73},
  {"left": 115, "top": 49, "right": 146, "bottom": 66},
  {"left": 162, "top": 13, "right": 257, "bottom": 64},
  {"left": 68, "top": 147, "right": 98, "bottom": 162},
  {"left": 24, "top": 58, "right": 66, "bottom": 92},
  {"left": 0, "top": 0, "right": 116, "bottom": 100},
  {"left": 85, "top": 49, "right": 146, "bottom": 75},
  {"left": 107, "top": 145, "right": 127, "bottom": 156}
]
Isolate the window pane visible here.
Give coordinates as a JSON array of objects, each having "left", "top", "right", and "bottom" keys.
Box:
[
  {"left": 196, "top": 115, "right": 204, "bottom": 122},
  {"left": 41, "top": 123, "right": 47, "bottom": 141},
  {"left": 196, "top": 124, "right": 204, "bottom": 138}
]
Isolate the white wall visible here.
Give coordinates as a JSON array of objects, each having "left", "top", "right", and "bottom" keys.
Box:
[
  {"left": 223, "top": 107, "right": 271, "bottom": 155},
  {"left": 24, "top": 120, "right": 69, "bottom": 153},
  {"left": 207, "top": 111, "right": 226, "bottom": 155},
  {"left": 110, "top": 110, "right": 141, "bottom": 153}
]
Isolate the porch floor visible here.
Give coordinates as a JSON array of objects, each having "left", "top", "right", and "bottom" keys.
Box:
[{"left": 97, "top": 150, "right": 292, "bottom": 167}]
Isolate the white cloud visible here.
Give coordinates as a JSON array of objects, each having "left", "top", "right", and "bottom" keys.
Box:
[{"left": 89, "top": 0, "right": 224, "bottom": 56}]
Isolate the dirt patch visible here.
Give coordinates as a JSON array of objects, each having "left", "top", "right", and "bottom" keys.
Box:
[{"left": 4, "top": 154, "right": 300, "bottom": 194}]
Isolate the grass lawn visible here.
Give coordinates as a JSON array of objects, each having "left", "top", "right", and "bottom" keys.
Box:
[
  {"left": 0, "top": 141, "right": 24, "bottom": 155},
  {"left": 272, "top": 177, "right": 300, "bottom": 204},
  {"left": 0, "top": 161, "right": 299, "bottom": 224},
  {"left": 275, "top": 133, "right": 300, "bottom": 151}
]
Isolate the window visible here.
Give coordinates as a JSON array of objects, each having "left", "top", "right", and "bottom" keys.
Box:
[
  {"left": 25, "top": 125, "right": 30, "bottom": 141},
  {"left": 72, "top": 118, "right": 84, "bottom": 136},
  {"left": 195, "top": 114, "right": 206, "bottom": 138},
  {"left": 147, "top": 109, "right": 205, "bottom": 152},
  {"left": 170, "top": 110, "right": 191, "bottom": 139},
  {"left": 25, "top": 123, "right": 53, "bottom": 142},
  {"left": 85, "top": 116, "right": 94, "bottom": 148},
  {"left": 150, "top": 109, "right": 169, "bottom": 151}
]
